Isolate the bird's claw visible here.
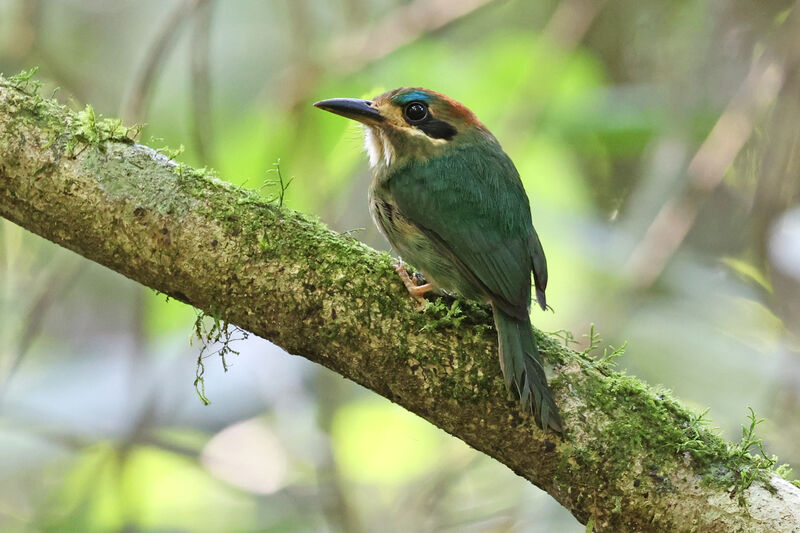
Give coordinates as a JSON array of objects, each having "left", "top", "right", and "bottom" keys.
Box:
[
  {"left": 411, "top": 271, "right": 427, "bottom": 286},
  {"left": 394, "top": 260, "right": 431, "bottom": 311}
]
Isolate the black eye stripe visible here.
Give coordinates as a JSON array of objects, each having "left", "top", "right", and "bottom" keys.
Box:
[
  {"left": 400, "top": 100, "right": 457, "bottom": 140},
  {"left": 416, "top": 118, "right": 458, "bottom": 140}
]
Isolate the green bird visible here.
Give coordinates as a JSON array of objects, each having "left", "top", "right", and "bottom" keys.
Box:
[{"left": 314, "top": 87, "right": 562, "bottom": 432}]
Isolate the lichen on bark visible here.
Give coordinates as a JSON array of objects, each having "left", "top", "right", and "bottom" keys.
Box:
[{"left": 1, "top": 75, "right": 799, "bottom": 532}]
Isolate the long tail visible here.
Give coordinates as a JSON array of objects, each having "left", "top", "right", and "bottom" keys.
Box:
[{"left": 493, "top": 307, "right": 563, "bottom": 432}]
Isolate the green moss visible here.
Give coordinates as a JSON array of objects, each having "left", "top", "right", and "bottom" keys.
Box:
[
  {"left": 155, "top": 143, "right": 185, "bottom": 160},
  {"left": 1, "top": 71, "right": 139, "bottom": 159},
  {"left": 192, "top": 166, "right": 219, "bottom": 179},
  {"left": 191, "top": 310, "right": 250, "bottom": 405},
  {"left": 540, "top": 323, "right": 787, "bottom": 505},
  {"left": 264, "top": 159, "right": 293, "bottom": 207},
  {"left": 5, "top": 67, "right": 42, "bottom": 93},
  {"left": 1, "top": 72, "right": 68, "bottom": 134},
  {"left": 573, "top": 365, "right": 785, "bottom": 502},
  {"left": 70, "top": 104, "right": 134, "bottom": 147},
  {"left": 419, "top": 299, "right": 467, "bottom": 331}
]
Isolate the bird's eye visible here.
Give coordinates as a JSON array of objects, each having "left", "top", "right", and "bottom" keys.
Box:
[{"left": 403, "top": 102, "right": 428, "bottom": 122}]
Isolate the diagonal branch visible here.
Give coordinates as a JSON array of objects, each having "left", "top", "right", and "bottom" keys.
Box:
[{"left": 0, "top": 79, "right": 798, "bottom": 532}]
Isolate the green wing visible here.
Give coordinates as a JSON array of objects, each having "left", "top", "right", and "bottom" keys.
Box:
[{"left": 389, "top": 141, "right": 547, "bottom": 317}]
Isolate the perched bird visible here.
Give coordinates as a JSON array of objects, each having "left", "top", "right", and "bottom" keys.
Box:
[{"left": 314, "top": 88, "right": 562, "bottom": 432}]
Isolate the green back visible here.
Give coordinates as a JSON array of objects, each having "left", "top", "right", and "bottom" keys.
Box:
[{"left": 387, "top": 135, "right": 547, "bottom": 318}]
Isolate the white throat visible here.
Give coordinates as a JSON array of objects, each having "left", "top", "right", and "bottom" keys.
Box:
[{"left": 363, "top": 126, "right": 395, "bottom": 169}]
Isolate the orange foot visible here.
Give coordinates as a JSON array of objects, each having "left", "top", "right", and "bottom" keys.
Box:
[{"left": 394, "top": 260, "right": 432, "bottom": 311}]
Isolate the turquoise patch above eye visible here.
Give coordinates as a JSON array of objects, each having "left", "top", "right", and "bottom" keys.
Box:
[{"left": 392, "top": 90, "right": 432, "bottom": 105}]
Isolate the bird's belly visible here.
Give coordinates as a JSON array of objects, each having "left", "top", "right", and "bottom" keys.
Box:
[{"left": 369, "top": 196, "right": 480, "bottom": 299}]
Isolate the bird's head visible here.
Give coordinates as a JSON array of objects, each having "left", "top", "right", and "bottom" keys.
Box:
[{"left": 314, "top": 87, "right": 494, "bottom": 168}]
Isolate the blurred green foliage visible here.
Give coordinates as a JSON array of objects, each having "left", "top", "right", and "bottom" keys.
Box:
[{"left": 332, "top": 401, "right": 454, "bottom": 486}]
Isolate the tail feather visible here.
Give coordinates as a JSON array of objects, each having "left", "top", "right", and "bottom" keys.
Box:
[
  {"left": 535, "top": 287, "right": 547, "bottom": 311},
  {"left": 494, "top": 307, "right": 563, "bottom": 432}
]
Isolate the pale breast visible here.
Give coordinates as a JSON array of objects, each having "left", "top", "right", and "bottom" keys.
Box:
[{"left": 368, "top": 188, "right": 474, "bottom": 296}]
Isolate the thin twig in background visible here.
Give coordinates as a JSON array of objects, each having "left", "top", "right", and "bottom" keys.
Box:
[
  {"left": 397, "top": 454, "right": 481, "bottom": 531},
  {"left": 541, "top": 0, "right": 607, "bottom": 50},
  {"left": 7, "top": 0, "right": 40, "bottom": 60},
  {"left": 191, "top": 0, "right": 215, "bottom": 166},
  {"left": 521, "top": 0, "right": 607, "bottom": 127},
  {"left": 120, "top": 0, "right": 205, "bottom": 123},
  {"left": 6, "top": 0, "right": 87, "bottom": 103},
  {"left": 625, "top": 7, "right": 800, "bottom": 290},
  {"left": 341, "top": 0, "right": 369, "bottom": 32},
  {"left": 269, "top": 0, "right": 498, "bottom": 111},
  {"left": 0, "top": 260, "right": 84, "bottom": 406},
  {"left": 329, "top": 0, "right": 497, "bottom": 75},
  {"left": 275, "top": 0, "right": 319, "bottom": 112},
  {"left": 315, "top": 371, "right": 364, "bottom": 533}
]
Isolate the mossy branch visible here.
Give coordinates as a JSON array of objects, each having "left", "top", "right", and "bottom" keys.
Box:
[{"left": 1, "top": 76, "right": 799, "bottom": 532}]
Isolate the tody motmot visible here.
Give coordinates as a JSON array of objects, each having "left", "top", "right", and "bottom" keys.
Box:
[{"left": 314, "top": 88, "right": 562, "bottom": 432}]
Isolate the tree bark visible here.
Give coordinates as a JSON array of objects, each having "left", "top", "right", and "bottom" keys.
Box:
[{"left": 1, "top": 79, "right": 798, "bottom": 532}]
